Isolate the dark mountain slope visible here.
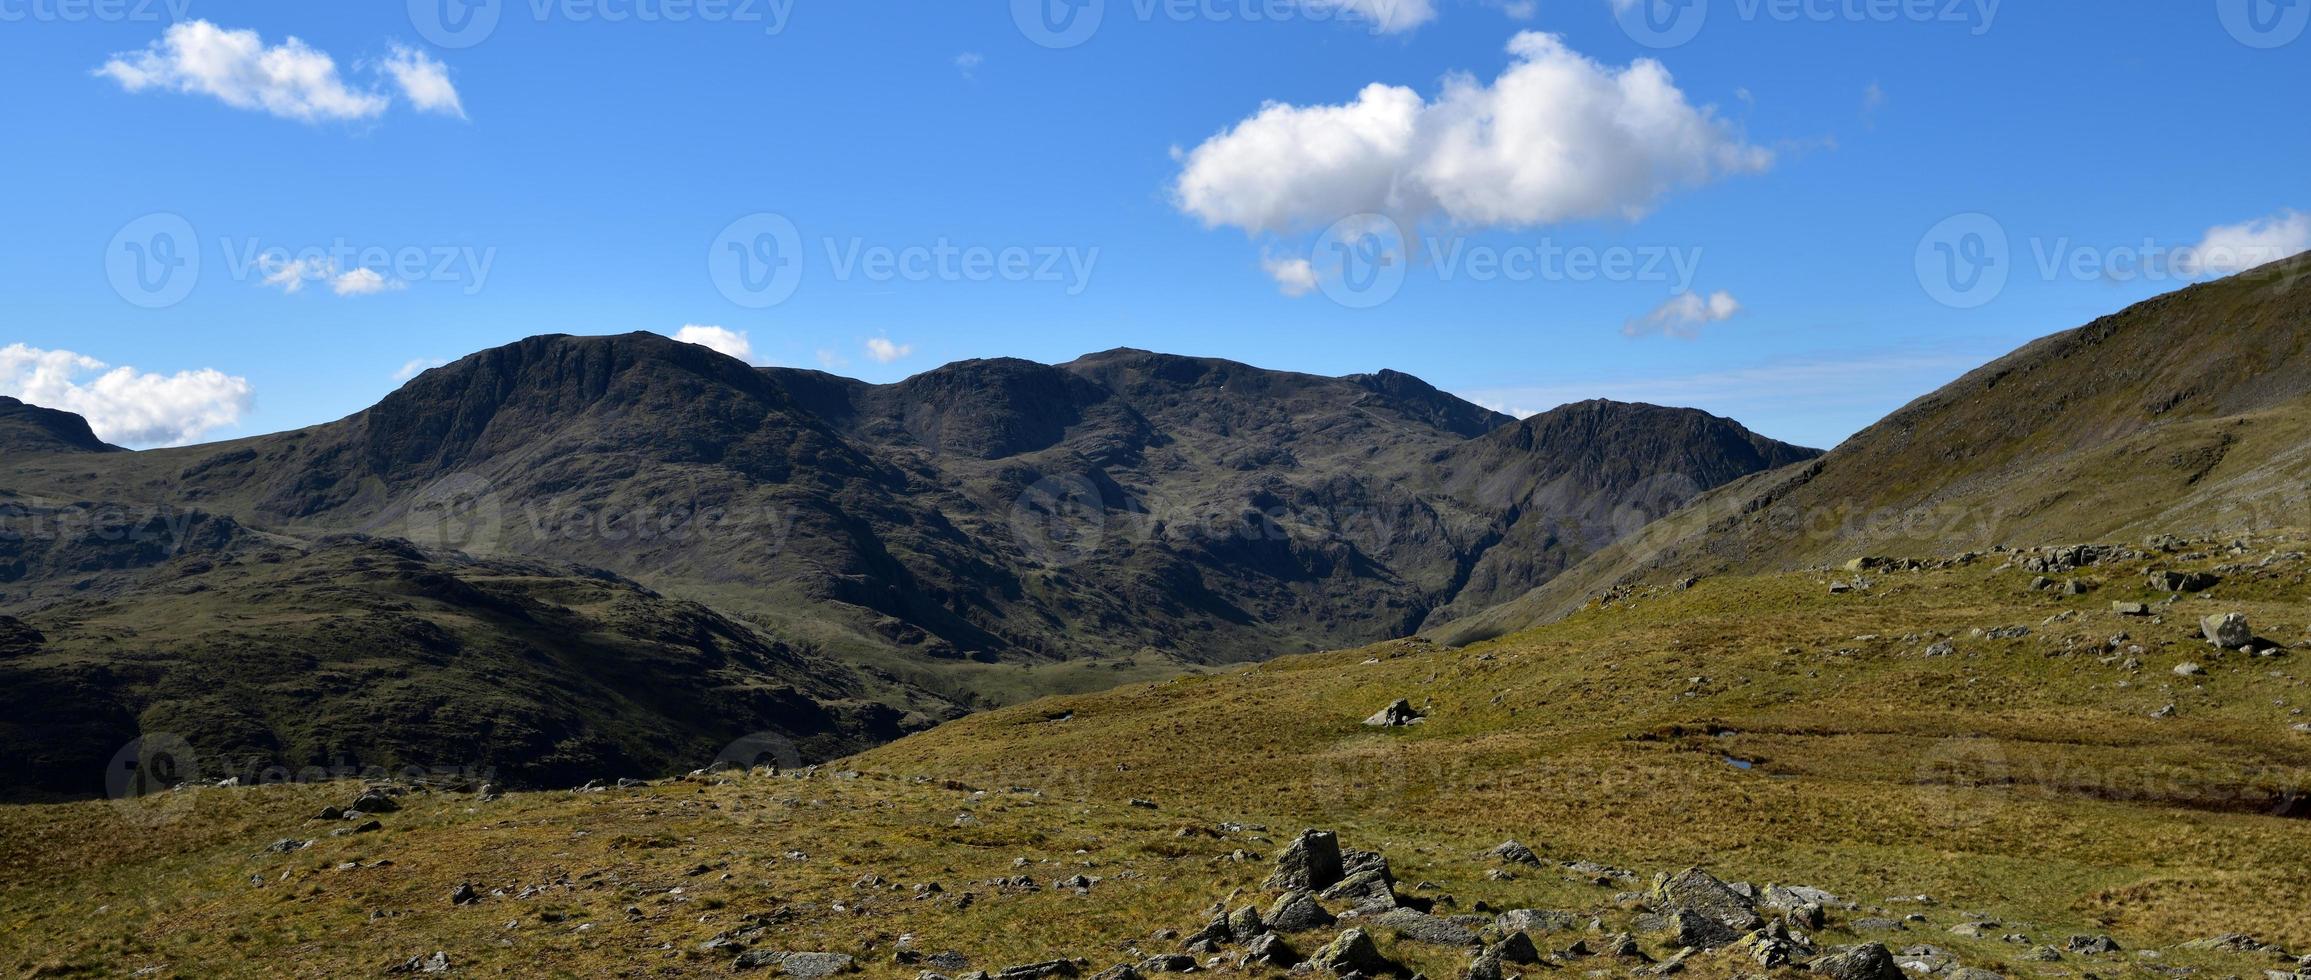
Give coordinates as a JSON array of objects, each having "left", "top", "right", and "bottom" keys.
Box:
[
  {"left": 1440, "top": 253, "right": 2311, "bottom": 643},
  {"left": 0, "top": 531, "right": 955, "bottom": 802},
  {"left": 0, "top": 336, "right": 1813, "bottom": 709},
  {"left": 0, "top": 396, "right": 122, "bottom": 455}
]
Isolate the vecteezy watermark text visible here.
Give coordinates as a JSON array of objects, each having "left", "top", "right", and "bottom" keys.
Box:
[
  {"left": 1615, "top": 0, "right": 2002, "bottom": 49},
  {"left": 709, "top": 212, "right": 1101, "bottom": 308},
  {"left": 409, "top": 0, "right": 796, "bottom": 48}
]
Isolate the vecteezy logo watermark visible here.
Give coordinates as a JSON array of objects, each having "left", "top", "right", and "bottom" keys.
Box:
[
  {"left": 710, "top": 212, "right": 1103, "bottom": 308},
  {"left": 106, "top": 212, "right": 200, "bottom": 309},
  {"left": 1013, "top": 0, "right": 1104, "bottom": 48},
  {"left": 410, "top": 0, "right": 796, "bottom": 48},
  {"left": 709, "top": 212, "right": 806, "bottom": 309},
  {"left": 1915, "top": 212, "right": 2010, "bottom": 309},
  {"left": 223, "top": 239, "right": 497, "bottom": 296},
  {"left": 0, "top": 0, "right": 192, "bottom": 23},
  {"left": 1011, "top": 0, "right": 1431, "bottom": 49},
  {"left": 410, "top": 0, "right": 503, "bottom": 47},
  {"left": 1614, "top": 0, "right": 1708, "bottom": 48},
  {"left": 713, "top": 731, "right": 803, "bottom": 773},
  {"left": 2220, "top": 0, "right": 2308, "bottom": 47},
  {"left": 1914, "top": 735, "right": 2010, "bottom": 830},
  {"left": 403, "top": 472, "right": 503, "bottom": 555},
  {"left": 1315, "top": 213, "right": 1410, "bottom": 309},
  {"left": 1616, "top": 0, "right": 2001, "bottom": 49},
  {"left": 105, "top": 732, "right": 202, "bottom": 827},
  {"left": 1917, "top": 211, "right": 2308, "bottom": 310},
  {"left": 1011, "top": 475, "right": 1113, "bottom": 567}
]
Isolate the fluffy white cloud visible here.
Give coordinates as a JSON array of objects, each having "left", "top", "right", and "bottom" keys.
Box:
[
  {"left": 258, "top": 256, "right": 404, "bottom": 297},
  {"left": 955, "top": 52, "right": 984, "bottom": 77},
  {"left": 1174, "top": 32, "right": 1768, "bottom": 234},
  {"left": 1263, "top": 255, "right": 1320, "bottom": 297},
  {"left": 0, "top": 344, "right": 253, "bottom": 448},
  {"left": 865, "top": 337, "right": 914, "bottom": 364},
  {"left": 95, "top": 20, "right": 390, "bottom": 123},
  {"left": 816, "top": 348, "right": 850, "bottom": 370},
  {"left": 94, "top": 21, "right": 466, "bottom": 124},
  {"left": 672, "top": 325, "right": 756, "bottom": 362},
  {"left": 330, "top": 267, "right": 402, "bottom": 296},
  {"left": 381, "top": 44, "right": 466, "bottom": 119},
  {"left": 2175, "top": 209, "right": 2310, "bottom": 278},
  {"left": 1623, "top": 290, "right": 1740, "bottom": 339}
]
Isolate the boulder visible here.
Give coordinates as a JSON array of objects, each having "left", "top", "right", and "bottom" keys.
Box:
[
  {"left": 782, "top": 953, "right": 863, "bottom": 979},
  {"left": 1647, "top": 868, "right": 1762, "bottom": 948},
  {"left": 349, "top": 792, "right": 401, "bottom": 813},
  {"left": 1489, "top": 840, "right": 1540, "bottom": 865},
  {"left": 1310, "top": 928, "right": 1391, "bottom": 977},
  {"left": 1319, "top": 868, "right": 1398, "bottom": 912},
  {"left": 1243, "top": 933, "right": 1298, "bottom": 968},
  {"left": 1265, "top": 890, "right": 1337, "bottom": 932},
  {"left": 1810, "top": 943, "right": 1903, "bottom": 980},
  {"left": 1368, "top": 908, "right": 1480, "bottom": 947},
  {"left": 1264, "top": 831, "right": 1344, "bottom": 891},
  {"left": 1494, "top": 909, "right": 1578, "bottom": 933},
  {"left": 1227, "top": 905, "right": 1264, "bottom": 941},
  {"left": 2204, "top": 613, "right": 2253, "bottom": 648},
  {"left": 994, "top": 962, "right": 1077, "bottom": 980},
  {"left": 1364, "top": 700, "right": 1425, "bottom": 727}
]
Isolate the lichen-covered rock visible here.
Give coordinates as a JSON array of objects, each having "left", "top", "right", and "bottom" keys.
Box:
[{"left": 1264, "top": 830, "right": 1344, "bottom": 891}]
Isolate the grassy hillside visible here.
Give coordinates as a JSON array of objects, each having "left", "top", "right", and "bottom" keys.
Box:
[
  {"left": 7, "top": 533, "right": 2309, "bottom": 977},
  {"left": 1436, "top": 255, "right": 2311, "bottom": 644}
]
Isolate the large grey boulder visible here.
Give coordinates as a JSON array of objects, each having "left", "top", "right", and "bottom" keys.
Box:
[
  {"left": 1648, "top": 868, "right": 1763, "bottom": 949},
  {"left": 1368, "top": 908, "right": 1481, "bottom": 947},
  {"left": 1264, "top": 830, "right": 1345, "bottom": 891},
  {"left": 1310, "top": 928, "right": 1391, "bottom": 977},
  {"left": 1810, "top": 943, "right": 1903, "bottom": 980},
  {"left": 2204, "top": 613, "right": 2253, "bottom": 648},
  {"left": 1264, "top": 890, "right": 1337, "bottom": 932}
]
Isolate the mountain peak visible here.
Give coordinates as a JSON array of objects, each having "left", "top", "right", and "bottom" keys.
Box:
[{"left": 0, "top": 396, "right": 123, "bottom": 454}]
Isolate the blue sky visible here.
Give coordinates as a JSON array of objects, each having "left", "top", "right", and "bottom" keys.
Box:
[{"left": 1, "top": 0, "right": 2305, "bottom": 450}]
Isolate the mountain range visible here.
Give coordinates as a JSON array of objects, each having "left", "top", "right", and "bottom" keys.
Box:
[{"left": 0, "top": 338, "right": 1812, "bottom": 798}]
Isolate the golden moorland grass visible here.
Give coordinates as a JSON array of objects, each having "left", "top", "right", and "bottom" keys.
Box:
[{"left": 5, "top": 539, "right": 2311, "bottom": 978}]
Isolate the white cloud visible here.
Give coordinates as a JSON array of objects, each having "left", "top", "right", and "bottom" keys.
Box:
[
  {"left": 1500, "top": 0, "right": 1537, "bottom": 18},
  {"left": 864, "top": 337, "right": 914, "bottom": 364},
  {"left": 955, "top": 52, "right": 983, "bottom": 77},
  {"left": 257, "top": 256, "right": 404, "bottom": 297},
  {"left": 2175, "top": 209, "right": 2310, "bottom": 278},
  {"left": 1623, "top": 290, "right": 1740, "bottom": 339},
  {"left": 1173, "top": 32, "right": 1769, "bottom": 235},
  {"left": 1263, "top": 255, "right": 1320, "bottom": 297},
  {"left": 0, "top": 344, "right": 253, "bottom": 448},
  {"left": 381, "top": 43, "right": 465, "bottom": 119},
  {"left": 94, "top": 20, "right": 390, "bottom": 123},
  {"left": 1862, "top": 81, "right": 1885, "bottom": 121},
  {"left": 392, "top": 357, "right": 447, "bottom": 382},
  {"left": 672, "top": 325, "right": 756, "bottom": 363},
  {"left": 815, "top": 348, "right": 850, "bottom": 370},
  {"left": 1306, "top": 0, "right": 1438, "bottom": 32}
]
